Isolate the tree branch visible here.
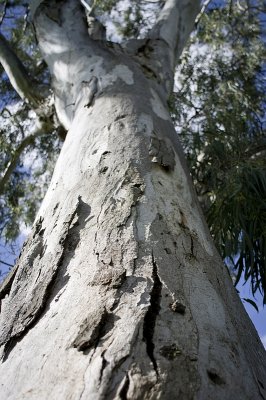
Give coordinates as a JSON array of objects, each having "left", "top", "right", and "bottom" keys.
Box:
[
  {"left": 0, "top": 0, "right": 8, "bottom": 25},
  {"left": 195, "top": 0, "right": 212, "bottom": 25},
  {"left": 245, "top": 143, "right": 266, "bottom": 160},
  {"left": 150, "top": 0, "right": 201, "bottom": 64},
  {"left": 0, "top": 259, "right": 13, "bottom": 268},
  {"left": 0, "top": 117, "right": 54, "bottom": 195},
  {"left": 0, "top": 33, "right": 45, "bottom": 108}
]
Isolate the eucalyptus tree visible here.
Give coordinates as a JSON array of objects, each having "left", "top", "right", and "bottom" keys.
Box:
[{"left": 0, "top": 1, "right": 265, "bottom": 399}]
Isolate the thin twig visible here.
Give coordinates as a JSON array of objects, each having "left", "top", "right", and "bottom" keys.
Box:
[
  {"left": 0, "top": 259, "right": 13, "bottom": 268},
  {"left": 0, "top": 0, "right": 7, "bottom": 26},
  {"left": 195, "top": 0, "right": 213, "bottom": 26}
]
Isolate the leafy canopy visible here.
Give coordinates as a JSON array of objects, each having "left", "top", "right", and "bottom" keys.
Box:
[{"left": 173, "top": 0, "right": 266, "bottom": 303}]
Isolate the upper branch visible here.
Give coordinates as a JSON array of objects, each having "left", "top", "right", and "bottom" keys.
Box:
[
  {"left": 0, "top": 33, "right": 45, "bottom": 108},
  {"left": 150, "top": 0, "right": 201, "bottom": 66}
]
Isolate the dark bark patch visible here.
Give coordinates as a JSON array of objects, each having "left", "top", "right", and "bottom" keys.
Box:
[
  {"left": 99, "top": 351, "right": 108, "bottom": 383},
  {"left": 190, "top": 236, "right": 195, "bottom": 259},
  {"left": 140, "top": 64, "right": 158, "bottom": 81},
  {"left": 164, "top": 247, "right": 172, "bottom": 254},
  {"left": 257, "top": 380, "right": 266, "bottom": 400},
  {"left": 159, "top": 343, "right": 181, "bottom": 360},
  {"left": 99, "top": 166, "right": 108, "bottom": 174},
  {"left": 207, "top": 368, "right": 226, "bottom": 385},
  {"left": 169, "top": 300, "right": 186, "bottom": 314},
  {"left": 258, "top": 380, "right": 265, "bottom": 389},
  {"left": 73, "top": 309, "right": 118, "bottom": 354},
  {"left": 119, "top": 373, "right": 130, "bottom": 400},
  {"left": 73, "top": 308, "right": 109, "bottom": 352},
  {"left": 98, "top": 151, "right": 112, "bottom": 174},
  {"left": 53, "top": 203, "right": 59, "bottom": 215},
  {"left": 75, "top": 77, "right": 98, "bottom": 111},
  {"left": 143, "top": 254, "right": 162, "bottom": 376},
  {"left": 39, "top": 0, "right": 64, "bottom": 25},
  {"left": 179, "top": 209, "right": 188, "bottom": 228},
  {"left": 33, "top": 216, "right": 44, "bottom": 237},
  {"left": 90, "top": 265, "right": 126, "bottom": 288},
  {"left": 114, "top": 114, "right": 127, "bottom": 121},
  {"left": 149, "top": 136, "right": 175, "bottom": 172}
]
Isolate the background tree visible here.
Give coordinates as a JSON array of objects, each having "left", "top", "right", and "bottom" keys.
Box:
[
  {"left": 0, "top": 0, "right": 265, "bottom": 399},
  {"left": 173, "top": 0, "right": 266, "bottom": 304}
]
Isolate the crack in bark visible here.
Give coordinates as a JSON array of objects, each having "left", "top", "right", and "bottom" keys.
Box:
[
  {"left": 117, "top": 181, "right": 144, "bottom": 229},
  {"left": 142, "top": 253, "right": 162, "bottom": 377},
  {"left": 76, "top": 77, "right": 98, "bottom": 110},
  {"left": 119, "top": 373, "right": 130, "bottom": 400},
  {"left": 99, "top": 350, "right": 108, "bottom": 383},
  {"left": 190, "top": 236, "right": 194, "bottom": 257},
  {"left": 100, "top": 353, "right": 131, "bottom": 399}
]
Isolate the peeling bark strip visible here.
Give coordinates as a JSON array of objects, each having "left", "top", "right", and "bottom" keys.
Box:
[
  {"left": 72, "top": 307, "right": 108, "bottom": 352},
  {"left": 143, "top": 254, "right": 162, "bottom": 376},
  {"left": 149, "top": 135, "right": 176, "bottom": 171},
  {"left": 0, "top": 196, "right": 90, "bottom": 359}
]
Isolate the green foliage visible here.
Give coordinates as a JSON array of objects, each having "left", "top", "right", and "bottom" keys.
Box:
[
  {"left": 94, "top": 0, "right": 163, "bottom": 40},
  {"left": 0, "top": 2, "right": 60, "bottom": 245},
  {"left": 0, "top": 103, "right": 61, "bottom": 243},
  {"left": 174, "top": 0, "right": 266, "bottom": 302}
]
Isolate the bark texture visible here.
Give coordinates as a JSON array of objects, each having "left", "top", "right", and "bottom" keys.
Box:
[{"left": 0, "top": 1, "right": 265, "bottom": 399}]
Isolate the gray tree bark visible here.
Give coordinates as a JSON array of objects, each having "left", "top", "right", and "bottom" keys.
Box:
[{"left": 0, "top": 1, "right": 265, "bottom": 399}]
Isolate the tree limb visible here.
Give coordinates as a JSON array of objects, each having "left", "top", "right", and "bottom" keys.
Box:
[
  {"left": 195, "top": 0, "right": 212, "bottom": 25},
  {"left": 0, "top": 33, "right": 45, "bottom": 108},
  {"left": 150, "top": 0, "right": 201, "bottom": 64},
  {"left": 0, "top": 117, "right": 54, "bottom": 195}
]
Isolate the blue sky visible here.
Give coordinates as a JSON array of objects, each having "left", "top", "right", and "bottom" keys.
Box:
[{"left": 238, "top": 275, "right": 266, "bottom": 348}]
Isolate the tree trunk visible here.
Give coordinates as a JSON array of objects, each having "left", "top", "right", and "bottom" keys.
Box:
[{"left": 0, "top": 1, "right": 265, "bottom": 399}]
